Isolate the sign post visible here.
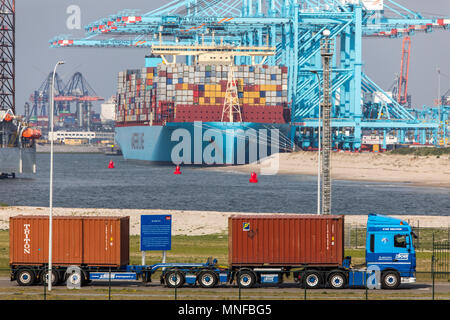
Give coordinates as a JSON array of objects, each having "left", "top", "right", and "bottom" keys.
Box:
[{"left": 140, "top": 215, "right": 172, "bottom": 266}]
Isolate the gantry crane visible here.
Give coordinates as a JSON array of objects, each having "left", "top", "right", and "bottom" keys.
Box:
[
  {"left": 27, "top": 72, "right": 104, "bottom": 131},
  {"left": 55, "top": 72, "right": 104, "bottom": 130},
  {"left": 28, "top": 72, "right": 66, "bottom": 120},
  {"left": 50, "top": 0, "right": 450, "bottom": 149}
]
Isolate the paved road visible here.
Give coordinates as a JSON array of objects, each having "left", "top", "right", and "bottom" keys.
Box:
[{"left": 1, "top": 277, "right": 449, "bottom": 299}]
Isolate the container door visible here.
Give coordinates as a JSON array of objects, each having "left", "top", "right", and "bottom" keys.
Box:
[
  {"left": 82, "top": 219, "right": 120, "bottom": 266},
  {"left": 53, "top": 218, "right": 83, "bottom": 265},
  {"left": 10, "top": 217, "right": 83, "bottom": 266},
  {"left": 10, "top": 217, "right": 47, "bottom": 265}
]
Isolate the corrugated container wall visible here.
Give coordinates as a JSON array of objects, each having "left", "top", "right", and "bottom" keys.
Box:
[
  {"left": 9, "top": 216, "right": 129, "bottom": 267},
  {"left": 228, "top": 215, "right": 344, "bottom": 267}
]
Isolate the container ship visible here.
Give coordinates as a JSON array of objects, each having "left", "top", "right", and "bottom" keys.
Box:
[{"left": 115, "top": 52, "right": 291, "bottom": 165}]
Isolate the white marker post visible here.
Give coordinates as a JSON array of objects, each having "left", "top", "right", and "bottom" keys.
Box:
[{"left": 48, "top": 60, "right": 65, "bottom": 292}]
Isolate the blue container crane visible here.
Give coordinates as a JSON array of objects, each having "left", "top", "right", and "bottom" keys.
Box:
[{"left": 49, "top": 0, "right": 450, "bottom": 149}]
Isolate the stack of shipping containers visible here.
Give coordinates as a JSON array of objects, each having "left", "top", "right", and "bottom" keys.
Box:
[{"left": 116, "top": 64, "right": 290, "bottom": 125}]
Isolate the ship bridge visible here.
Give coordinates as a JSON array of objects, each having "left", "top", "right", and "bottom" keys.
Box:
[{"left": 152, "top": 42, "right": 276, "bottom": 65}]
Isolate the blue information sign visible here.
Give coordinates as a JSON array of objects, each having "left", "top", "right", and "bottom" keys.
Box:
[{"left": 140, "top": 215, "right": 172, "bottom": 251}]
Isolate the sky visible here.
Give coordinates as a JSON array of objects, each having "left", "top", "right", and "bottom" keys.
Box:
[{"left": 14, "top": 0, "right": 450, "bottom": 114}]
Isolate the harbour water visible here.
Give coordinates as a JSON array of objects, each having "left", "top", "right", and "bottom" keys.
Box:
[{"left": 0, "top": 153, "right": 448, "bottom": 215}]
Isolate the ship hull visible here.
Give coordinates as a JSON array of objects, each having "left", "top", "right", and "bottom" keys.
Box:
[{"left": 115, "top": 122, "right": 291, "bottom": 165}]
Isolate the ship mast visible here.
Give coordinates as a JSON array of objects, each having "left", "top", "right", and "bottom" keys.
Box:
[{"left": 221, "top": 64, "right": 242, "bottom": 123}]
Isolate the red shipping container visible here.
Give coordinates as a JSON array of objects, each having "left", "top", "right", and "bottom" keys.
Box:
[
  {"left": 228, "top": 215, "right": 344, "bottom": 267},
  {"left": 10, "top": 216, "right": 129, "bottom": 267}
]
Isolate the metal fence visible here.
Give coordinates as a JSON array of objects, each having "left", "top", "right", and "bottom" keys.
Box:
[
  {"left": 433, "top": 239, "right": 450, "bottom": 278},
  {"left": 1, "top": 227, "right": 448, "bottom": 300},
  {"left": 0, "top": 268, "right": 448, "bottom": 301}
]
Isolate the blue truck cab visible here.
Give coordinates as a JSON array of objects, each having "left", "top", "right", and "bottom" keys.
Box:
[{"left": 364, "top": 213, "right": 417, "bottom": 289}]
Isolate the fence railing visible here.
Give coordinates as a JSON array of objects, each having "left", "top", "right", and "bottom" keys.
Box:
[{"left": 0, "top": 268, "right": 448, "bottom": 301}]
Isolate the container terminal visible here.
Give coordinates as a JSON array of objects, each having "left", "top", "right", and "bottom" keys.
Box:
[
  {"left": 24, "top": 72, "right": 116, "bottom": 150},
  {"left": 0, "top": 0, "right": 448, "bottom": 296},
  {"left": 48, "top": 0, "right": 450, "bottom": 165}
]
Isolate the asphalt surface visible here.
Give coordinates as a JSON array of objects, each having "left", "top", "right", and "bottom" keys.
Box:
[{"left": 0, "top": 277, "right": 449, "bottom": 299}]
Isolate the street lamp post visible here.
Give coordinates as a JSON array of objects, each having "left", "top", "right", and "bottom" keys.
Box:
[
  {"left": 310, "top": 70, "right": 321, "bottom": 215},
  {"left": 48, "top": 60, "right": 65, "bottom": 292}
]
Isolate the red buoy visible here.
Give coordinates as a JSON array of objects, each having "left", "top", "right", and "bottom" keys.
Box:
[
  {"left": 174, "top": 165, "right": 182, "bottom": 175},
  {"left": 249, "top": 172, "right": 258, "bottom": 183},
  {"left": 108, "top": 160, "right": 115, "bottom": 169}
]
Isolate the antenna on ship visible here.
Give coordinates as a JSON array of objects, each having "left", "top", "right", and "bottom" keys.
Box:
[{"left": 221, "top": 64, "right": 242, "bottom": 123}]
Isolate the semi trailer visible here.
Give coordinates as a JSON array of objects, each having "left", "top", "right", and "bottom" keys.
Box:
[{"left": 10, "top": 213, "right": 417, "bottom": 289}]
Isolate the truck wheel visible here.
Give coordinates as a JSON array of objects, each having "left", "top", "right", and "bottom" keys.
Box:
[
  {"left": 237, "top": 270, "right": 256, "bottom": 289},
  {"left": 40, "top": 269, "right": 59, "bottom": 286},
  {"left": 16, "top": 269, "right": 36, "bottom": 286},
  {"left": 381, "top": 271, "right": 400, "bottom": 289},
  {"left": 165, "top": 270, "right": 185, "bottom": 288},
  {"left": 328, "top": 272, "right": 346, "bottom": 289},
  {"left": 66, "top": 272, "right": 83, "bottom": 287},
  {"left": 198, "top": 271, "right": 218, "bottom": 288},
  {"left": 304, "top": 271, "right": 322, "bottom": 289}
]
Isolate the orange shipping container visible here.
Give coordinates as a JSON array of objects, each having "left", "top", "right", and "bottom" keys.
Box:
[
  {"left": 9, "top": 216, "right": 129, "bottom": 267},
  {"left": 229, "top": 215, "right": 344, "bottom": 267}
]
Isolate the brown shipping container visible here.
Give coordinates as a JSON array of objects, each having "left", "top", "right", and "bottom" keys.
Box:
[
  {"left": 229, "top": 215, "right": 344, "bottom": 267},
  {"left": 10, "top": 216, "right": 129, "bottom": 267}
]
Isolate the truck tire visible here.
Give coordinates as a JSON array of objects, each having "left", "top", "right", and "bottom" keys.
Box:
[
  {"left": 304, "top": 270, "right": 322, "bottom": 289},
  {"left": 65, "top": 271, "right": 83, "bottom": 287},
  {"left": 16, "top": 269, "right": 36, "bottom": 286},
  {"left": 198, "top": 271, "right": 218, "bottom": 288},
  {"left": 165, "top": 270, "right": 185, "bottom": 288},
  {"left": 40, "top": 269, "right": 60, "bottom": 286},
  {"left": 64, "top": 266, "right": 87, "bottom": 287},
  {"left": 328, "top": 272, "right": 346, "bottom": 289},
  {"left": 237, "top": 270, "right": 256, "bottom": 289},
  {"left": 381, "top": 271, "right": 400, "bottom": 289}
]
